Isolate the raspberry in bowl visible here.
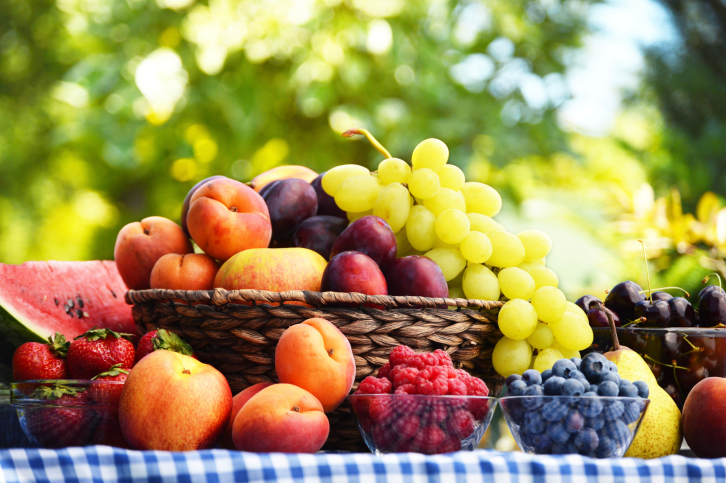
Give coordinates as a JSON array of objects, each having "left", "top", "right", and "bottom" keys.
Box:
[{"left": 347, "top": 345, "right": 499, "bottom": 454}]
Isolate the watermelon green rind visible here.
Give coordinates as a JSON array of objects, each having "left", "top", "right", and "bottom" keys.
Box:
[{"left": 0, "top": 261, "right": 136, "bottom": 348}]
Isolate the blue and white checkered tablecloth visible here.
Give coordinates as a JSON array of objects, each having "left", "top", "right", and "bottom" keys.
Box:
[{"left": 0, "top": 447, "right": 725, "bottom": 483}]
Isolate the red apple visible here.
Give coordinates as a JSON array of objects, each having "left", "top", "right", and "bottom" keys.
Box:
[{"left": 118, "top": 350, "right": 232, "bottom": 451}]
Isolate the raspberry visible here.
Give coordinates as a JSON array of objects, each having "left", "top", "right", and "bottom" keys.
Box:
[
  {"left": 406, "top": 353, "right": 438, "bottom": 370},
  {"left": 419, "top": 399, "right": 449, "bottom": 425},
  {"left": 446, "top": 409, "right": 476, "bottom": 439},
  {"left": 412, "top": 425, "right": 446, "bottom": 454},
  {"left": 377, "top": 363, "right": 391, "bottom": 380},
  {"left": 390, "top": 365, "right": 419, "bottom": 389},
  {"left": 371, "top": 421, "right": 397, "bottom": 452},
  {"left": 369, "top": 397, "right": 395, "bottom": 423},
  {"left": 392, "top": 414, "right": 420, "bottom": 440},
  {"left": 392, "top": 394, "right": 424, "bottom": 414},
  {"left": 447, "top": 378, "right": 468, "bottom": 396},
  {"left": 463, "top": 376, "right": 490, "bottom": 397},
  {"left": 432, "top": 349, "right": 453, "bottom": 367},
  {"left": 356, "top": 376, "right": 392, "bottom": 395},
  {"left": 389, "top": 345, "right": 415, "bottom": 368},
  {"left": 394, "top": 384, "right": 417, "bottom": 395},
  {"left": 414, "top": 366, "right": 449, "bottom": 395},
  {"left": 438, "top": 435, "right": 462, "bottom": 453},
  {"left": 456, "top": 369, "right": 470, "bottom": 380}
]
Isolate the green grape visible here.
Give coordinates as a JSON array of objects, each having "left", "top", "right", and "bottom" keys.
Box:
[
  {"left": 377, "top": 158, "right": 411, "bottom": 185},
  {"left": 531, "top": 286, "right": 567, "bottom": 323},
  {"left": 373, "top": 182, "right": 411, "bottom": 233},
  {"left": 423, "top": 187, "right": 466, "bottom": 216},
  {"left": 335, "top": 175, "right": 383, "bottom": 212},
  {"left": 517, "top": 230, "right": 552, "bottom": 262},
  {"left": 436, "top": 165, "right": 465, "bottom": 191},
  {"left": 498, "top": 267, "right": 536, "bottom": 300},
  {"left": 492, "top": 337, "right": 532, "bottom": 377},
  {"left": 461, "top": 182, "right": 502, "bottom": 217},
  {"left": 498, "top": 299, "right": 538, "bottom": 340},
  {"left": 486, "top": 232, "right": 526, "bottom": 268},
  {"left": 467, "top": 213, "right": 505, "bottom": 234},
  {"left": 527, "top": 322, "right": 554, "bottom": 350},
  {"left": 406, "top": 205, "right": 437, "bottom": 251},
  {"left": 565, "top": 301, "right": 587, "bottom": 322},
  {"left": 533, "top": 348, "right": 564, "bottom": 373},
  {"left": 425, "top": 247, "right": 466, "bottom": 281},
  {"left": 433, "top": 238, "right": 459, "bottom": 250},
  {"left": 459, "top": 231, "right": 492, "bottom": 263},
  {"left": 321, "top": 165, "right": 370, "bottom": 196},
  {"left": 434, "top": 209, "right": 470, "bottom": 244},
  {"left": 535, "top": 257, "right": 546, "bottom": 265},
  {"left": 447, "top": 285, "right": 465, "bottom": 310},
  {"left": 395, "top": 227, "right": 412, "bottom": 257},
  {"left": 550, "top": 312, "right": 594, "bottom": 351},
  {"left": 347, "top": 209, "right": 372, "bottom": 223},
  {"left": 529, "top": 265, "right": 559, "bottom": 289},
  {"left": 449, "top": 269, "right": 464, "bottom": 287},
  {"left": 549, "top": 341, "right": 580, "bottom": 360},
  {"left": 462, "top": 264, "right": 500, "bottom": 300},
  {"left": 407, "top": 168, "right": 440, "bottom": 200},
  {"left": 411, "top": 138, "right": 449, "bottom": 171}
]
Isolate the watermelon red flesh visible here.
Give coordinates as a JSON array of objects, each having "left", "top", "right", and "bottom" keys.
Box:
[{"left": 0, "top": 261, "right": 136, "bottom": 347}]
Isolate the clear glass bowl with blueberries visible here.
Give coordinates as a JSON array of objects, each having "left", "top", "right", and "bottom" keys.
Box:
[{"left": 499, "top": 353, "right": 650, "bottom": 458}]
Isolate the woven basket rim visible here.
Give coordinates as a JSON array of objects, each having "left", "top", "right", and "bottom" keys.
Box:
[{"left": 125, "top": 288, "right": 504, "bottom": 311}]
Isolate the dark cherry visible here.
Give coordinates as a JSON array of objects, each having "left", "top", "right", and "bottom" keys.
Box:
[
  {"left": 675, "top": 352, "right": 709, "bottom": 398},
  {"left": 698, "top": 290, "right": 726, "bottom": 327},
  {"left": 698, "top": 285, "right": 725, "bottom": 304},
  {"left": 649, "top": 291, "right": 673, "bottom": 302},
  {"left": 661, "top": 381, "right": 683, "bottom": 408},
  {"left": 668, "top": 297, "right": 697, "bottom": 327},
  {"left": 604, "top": 281, "right": 646, "bottom": 323},
  {"left": 576, "top": 295, "right": 602, "bottom": 314},
  {"left": 586, "top": 307, "right": 621, "bottom": 328},
  {"left": 634, "top": 299, "right": 671, "bottom": 328},
  {"left": 311, "top": 172, "right": 347, "bottom": 218}
]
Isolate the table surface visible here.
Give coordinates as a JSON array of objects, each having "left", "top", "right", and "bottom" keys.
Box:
[{"left": 1, "top": 447, "right": 725, "bottom": 483}]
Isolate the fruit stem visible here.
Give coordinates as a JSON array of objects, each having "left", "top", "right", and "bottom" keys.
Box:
[
  {"left": 342, "top": 128, "right": 392, "bottom": 159},
  {"left": 622, "top": 317, "right": 647, "bottom": 328},
  {"left": 643, "top": 354, "right": 688, "bottom": 370},
  {"left": 639, "top": 287, "right": 690, "bottom": 298},
  {"left": 702, "top": 273, "right": 723, "bottom": 290},
  {"left": 597, "top": 301, "right": 620, "bottom": 351},
  {"left": 638, "top": 239, "right": 653, "bottom": 304},
  {"left": 681, "top": 334, "right": 698, "bottom": 351}
]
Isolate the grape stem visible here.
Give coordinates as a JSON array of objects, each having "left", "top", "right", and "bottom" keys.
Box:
[
  {"left": 702, "top": 273, "right": 723, "bottom": 290},
  {"left": 596, "top": 301, "right": 619, "bottom": 351},
  {"left": 342, "top": 128, "right": 392, "bottom": 159},
  {"left": 638, "top": 239, "right": 653, "bottom": 304},
  {"left": 639, "top": 287, "right": 690, "bottom": 298}
]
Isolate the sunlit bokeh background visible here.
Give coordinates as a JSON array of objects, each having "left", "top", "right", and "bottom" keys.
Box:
[{"left": 1, "top": 0, "right": 726, "bottom": 302}]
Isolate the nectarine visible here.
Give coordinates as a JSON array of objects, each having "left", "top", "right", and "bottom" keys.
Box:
[
  {"left": 218, "top": 381, "right": 273, "bottom": 450},
  {"left": 150, "top": 253, "right": 220, "bottom": 291}
]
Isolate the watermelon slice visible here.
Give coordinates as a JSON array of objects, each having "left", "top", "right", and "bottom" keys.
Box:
[{"left": 0, "top": 261, "right": 136, "bottom": 347}]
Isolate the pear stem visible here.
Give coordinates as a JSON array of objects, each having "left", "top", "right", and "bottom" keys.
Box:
[
  {"left": 597, "top": 302, "right": 619, "bottom": 351},
  {"left": 638, "top": 239, "right": 653, "bottom": 304},
  {"left": 342, "top": 128, "right": 392, "bottom": 159},
  {"left": 702, "top": 273, "right": 723, "bottom": 290},
  {"left": 639, "top": 287, "right": 690, "bottom": 298}
]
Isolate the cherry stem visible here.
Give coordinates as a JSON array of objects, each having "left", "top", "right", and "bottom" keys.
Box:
[
  {"left": 638, "top": 239, "right": 653, "bottom": 304},
  {"left": 597, "top": 302, "right": 619, "bottom": 351},
  {"left": 622, "top": 317, "right": 647, "bottom": 328},
  {"left": 342, "top": 128, "right": 392, "bottom": 159},
  {"left": 639, "top": 287, "right": 690, "bottom": 298},
  {"left": 681, "top": 334, "right": 698, "bottom": 351},
  {"left": 643, "top": 354, "right": 688, "bottom": 371},
  {"left": 702, "top": 273, "right": 723, "bottom": 290}
]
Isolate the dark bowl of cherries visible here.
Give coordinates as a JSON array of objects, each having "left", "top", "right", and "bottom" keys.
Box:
[{"left": 580, "top": 280, "right": 726, "bottom": 409}]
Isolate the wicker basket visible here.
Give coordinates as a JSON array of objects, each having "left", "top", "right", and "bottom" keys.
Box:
[{"left": 126, "top": 288, "right": 504, "bottom": 452}]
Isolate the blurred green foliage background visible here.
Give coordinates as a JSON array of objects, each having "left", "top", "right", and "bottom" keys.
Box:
[{"left": 1, "top": 0, "right": 725, "bottom": 301}]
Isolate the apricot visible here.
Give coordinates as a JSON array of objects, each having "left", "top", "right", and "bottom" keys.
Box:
[
  {"left": 218, "top": 382, "right": 273, "bottom": 450},
  {"left": 232, "top": 383, "right": 329, "bottom": 453},
  {"left": 114, "top": 216, "right": 194, "bottom": 290},
  {"left": 181, "top": 175, "right": 227, "bottom": 237},
  {"left": 150, "top": 253, "right": 220, "bottom": 291},
  {"left": 249, "top": 165, "right": 318, "bottom": 193},
  {"left": 275, "top": 318, "right": 355, "bottom": 413}
]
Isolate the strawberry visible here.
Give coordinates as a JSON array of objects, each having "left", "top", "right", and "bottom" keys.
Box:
[
  {"left": 134, "top": 328, "right": 196, "bottom": 364},
  {"left": 89, "top": 363, "right": 129, "bottom": 406},
  {"left": 67, "top": 327, "right": 135, "bottom": 379},
  {"left": 12, "top": 332, "right": 70, "bottom": 381},
  {"left": 23, "top": 385, "right": 98, "bottom": 448}
]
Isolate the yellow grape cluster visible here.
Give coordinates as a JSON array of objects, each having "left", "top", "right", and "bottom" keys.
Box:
[{"left": 321, "top": 138, "right": 593, "bottom": 378}]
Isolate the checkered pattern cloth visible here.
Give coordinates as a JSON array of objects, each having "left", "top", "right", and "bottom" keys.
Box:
[{"left": 1, "top": 447, "right": 725, "bottom": 483}]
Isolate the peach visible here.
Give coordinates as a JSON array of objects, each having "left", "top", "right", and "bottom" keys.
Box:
[
  {"left": 181, "top": 175, "right": 227, "bottom": 237},
  {"left": 114, "top": 216, "right": 194, "bottom": 290},
  {"left": 249, "top": 165, "right": 318, "bottom": 193},
  {"left": 218, "top": 382, "right": 273, "bottom": 450},
  {"left": 275, "top": 318, "right": 355, "bottom": 412},
  {"left": 187, "top": 178, "right": 271, "bottom": 262},
  {"left": 214, "top": 247, "right": 327, "bottom": 293},
  {"left": 150, "top": 253, "right": 220, "bottom": 291},
  {"left": 232, "top": 383, "right": 329, "bottom": 453}
]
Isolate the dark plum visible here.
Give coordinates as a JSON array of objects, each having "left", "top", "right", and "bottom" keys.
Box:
[
  {"left": 668, "top": 297, "right": 697, "bottom": 327},
  {"left": 292, "top": 215, "right": 348, "bottom": 260},
  {"left": 634, "top": 299, "right": 671, "bottom": 328},
  {"left": 311, "top": 172, "right": 347, "bottom": 218},
  {"left": 330, "top": 216, "right": 397, "bottom": 268},
  {"left": 604, "top": 281, "right": 646, "bottom": 322},
  {"left": 181, "top": 175, "right": 227, "bottom": 237},
  {"left": 321, "top": 251, "right": 387, "bottom": 297},
  {"left": 383, "top": 256, "right": 448, "bottom": 299},
  {"left": 587, "top": 307, "right": 621, "bottom": 328},
  {"left": 698, "top": 290, "right": 726, "bottom": 327},
  {"left": 261, "top": 178, "right": 318, "bottom": 246},
  {"left": 576, "top": 295, "right": 602, "bottom": 314}
]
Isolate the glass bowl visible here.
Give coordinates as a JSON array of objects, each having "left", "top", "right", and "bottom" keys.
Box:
[
  {"left": 11, "top": 380, "right": 128, "bottom": 449},
  {"left": 587, "top": 327, "right": 726, "bottom": 409},
  {"left": 499, "top": 395, "right": 650, "bottom": 458},
  {"left": 347, "top": 394, "right": 498, "bottom": 455}
]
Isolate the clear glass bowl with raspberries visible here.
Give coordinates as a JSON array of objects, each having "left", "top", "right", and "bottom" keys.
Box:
[
  {"left": 347, "top": 345, "right": 499, "bottom": 454},
  {"left": 499, "top": 354, "right": 651, "bottom": 458}
]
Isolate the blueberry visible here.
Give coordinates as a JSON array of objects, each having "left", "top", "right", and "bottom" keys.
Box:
[
  {"left": 589, "top": 384, "right": 598, "bottom": 393},
  {"left": 565, "top": 409, "right": 584, "bottom": 433},
  {"left": 570, "top": 357, "right": 582, "bottom": 369},
  {"left": 541, "top": 369, "right": 553, "bottom": 382},
  {"left": 550, "top": 442, "right": 570, "bottom": 454},
  {"left": 618, "top": 380, "right": 639, "bottom": 398},
  {"left": 574, "top": 428, "right": 599, "bottom": 452},
  {"left": 599, "top": 372, "right": 620, "bottom": 385},
  {"left": 621, "top": 401, "right": 642, "bottom": 424},
  {"left": 561, "top": 379, "right": 585, "bottom": 396},
  {"left": 546, "top": 421, "right": 571, "bottom": 443},
  {"left": 542, "top": 398, "right": 570, "bottom": 422},
  {"left": 601, "top": 400, "right": 625, "bottom": 420},
  {"left": 522, "top": 384, "right": 544, "bottom": 410},
  {"left": 524, "top": 410, "right": 546, "bottom": 434},
  {"left": 508, "top": 401, "right": 527, "bottom": 425},
  {"left": 544, "top": 376, "right": 566, "bottom": 396},
  {"left": 605, "top": 419, "right": 631, "bottom": 446},
  {"left": 579, "top": 393, "right": 603, "bottom": 418},
  {"left": 584, "top": 416, "right": 605, "bottom": 431},
  {"left": 595, "top": 435, "right": 616, "bottom": 458},
  {"left": 597, "top": 381, "right": 619, "bottom": 397},
  {"left": 580, "top": 353, "right": 610, "bottom": 384},
  {"left": 532, "top": 432, "right": 553, "bottom": 453},
  {"left": 570, "top": 370, "right": 590, "bottom": 388},
  {"left": 506, "top": 374, "right": 523, "bottom": 388},
  {"left": 522, "top": 369, "right": 542, "bottom": 386},
  {"left": 607, "top": 361, "right": 618, "bottom": 373},
  {"left": 508, "top": 379, "right": 528, "bottom": 396},
  {"left": 633, "top": 380, "right": 649, "bottom": 399},
  {"left": 552, "top": 359, "right": 577, "bottom": 379}
]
